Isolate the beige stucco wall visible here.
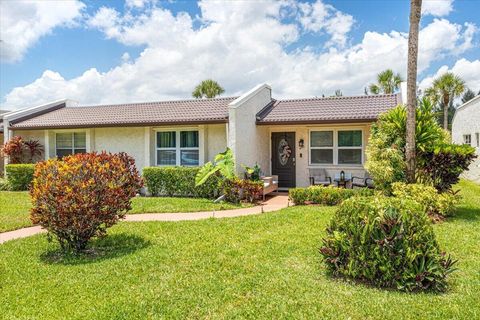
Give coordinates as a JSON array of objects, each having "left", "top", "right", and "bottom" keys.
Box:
[
  {"left": 205, "top": 124, "right": 228, "bottom": 160},
  {"left": 452, "top": 97, "right": 480, "bottom": 183}
]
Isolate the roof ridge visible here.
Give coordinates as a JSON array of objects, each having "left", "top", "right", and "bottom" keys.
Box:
[
  {"left": 277, "top": 93, "right": 398, "bottom": 103},
  {"left": 75, "top": 96, "right": 239, "bottom": 108}
]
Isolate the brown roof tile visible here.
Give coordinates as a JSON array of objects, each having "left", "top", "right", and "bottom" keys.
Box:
[
  {"left": 256, "top": 93, "right": 401, "bottom": 124},
  {"left": 11, "top": 97, "right": 237, "bottom": 129}
]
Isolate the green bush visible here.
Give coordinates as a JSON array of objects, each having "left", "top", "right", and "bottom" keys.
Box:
[
  {"left": 222, "top": 178, "right": 263, "bottom": 203},
  {"left": 320, "top": 196, "right": 456, "bottom": 292},
  {"left": 289, "top": 185, "right": 374, "bottom": 206},
  {"left": 6, "top": 164, "right": 35, "bottom": 191},
  {"left": 0, "top": 178, "right": 10, "bottom": 191},
  {"left": 143, "top": 167, "right": 222, "bottom": 198},
  {"left": 391, "top": 182, "right": 459, "bottom": 217}
]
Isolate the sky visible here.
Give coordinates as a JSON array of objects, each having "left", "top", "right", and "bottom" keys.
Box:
[{"left": 0, "top": 0, "right": 479, "bottom": 110}]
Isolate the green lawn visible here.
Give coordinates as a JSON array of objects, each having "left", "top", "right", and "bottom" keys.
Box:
[
  {"left": 0, "top": 193, "right": 249, "bottom": 232},
  {"left": 0, "top": 180, "right": 479, "bottom": 319}
]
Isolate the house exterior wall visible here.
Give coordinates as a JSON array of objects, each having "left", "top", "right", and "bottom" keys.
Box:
[
  {"left": 228, "top": 84, "right": 272, "bottom": 174},
  {"left": 0, "top": 132, "right": 4, "bottom": 174},
  {"left": 452, "top": 96, "right": 480, "bottom": 183}
]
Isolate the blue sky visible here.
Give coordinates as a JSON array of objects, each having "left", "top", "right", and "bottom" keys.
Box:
[{"left": 1, "top": 0, "right": 479, "bottom": 109}]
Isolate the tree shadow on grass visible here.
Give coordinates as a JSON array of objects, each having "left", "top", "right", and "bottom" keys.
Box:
[
  {"left": 450, "top": 206, "right": 480, "bottom": 222},
  {"left": 40, "top": 233, "right": 150, "bottom": 265}
]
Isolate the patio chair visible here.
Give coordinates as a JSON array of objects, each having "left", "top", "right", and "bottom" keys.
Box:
[
  {"left": 351, "top": 173, "right": 375, "bottom": 189},
  {"left": 261, "top": 175, "right": 279, "bottom": 200},
  {"left": 309, "top": 169, "right": 332, "bottom": 186}
]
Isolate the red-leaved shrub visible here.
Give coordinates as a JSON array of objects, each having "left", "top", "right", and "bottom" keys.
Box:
[{"left": 30, "top": 152, "right": 143, "bottom": 252}]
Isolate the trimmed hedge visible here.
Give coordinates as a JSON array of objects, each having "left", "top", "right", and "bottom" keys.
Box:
[
  {"left": 289, "top": 185, "right": 375, "bottom": 206},
  {"left": 6, "top": 164, "right": 35, "bottom": 191},
  {"left": 143, "top": 166, "right": 222, "bottom": 198},
  {"left": 320, "top": 196, "right": 456, "bottom": 292}
]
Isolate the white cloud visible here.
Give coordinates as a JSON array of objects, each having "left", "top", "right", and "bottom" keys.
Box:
[
  {"left": 0, "top": 0, "right": 85, "bottom": 63},
  {"left": 1, "top": 0, "right": 478, "bottom": 109},
  {"left": 419, "top": 59, "right": 480, "bottom": 93},
  {"left": 422, "top": 0, "right": 454, "bottom": 17}
]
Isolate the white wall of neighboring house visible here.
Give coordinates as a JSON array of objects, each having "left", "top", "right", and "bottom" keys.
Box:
[{"left": 452, "top": 95, "right": 480, "bottom": 183}]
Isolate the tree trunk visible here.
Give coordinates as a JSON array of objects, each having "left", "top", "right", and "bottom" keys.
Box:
[
  {"left": 405, "top": 0, "right": 422, "bottom": 183},
  {"left": 443, "top": 94, "right": 449, "bottom": 130}
]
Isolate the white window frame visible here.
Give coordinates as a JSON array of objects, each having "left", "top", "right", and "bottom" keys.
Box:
[
  {"left": 55, "top": 131, "right": 87, "bottom": 157},
  {"left": 155, "top": 128, "right": 200, "bottom": 166},
  {"left": 464, "top": 134, "right": 472, "bottom": 145},
  {"left": 309, "top": 128, "right": 364, "bottom": 166}
]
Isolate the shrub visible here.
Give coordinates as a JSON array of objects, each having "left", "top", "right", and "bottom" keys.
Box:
[
  {"left": 30, "top": 152, "right": 143, "bottom": 253},
  {"left": 391, "top": 182, "right": 459, "bottom": 218},
  {"left": 320, "top": 196, "right": 456, "bottom": 292},
  {"left": 5, "top": 164, "right": 35, "bottom": 191},
  {"left": 0, "top": 178, "right": 10, "bottom": 191},
  {"left": 143, "top": 166, "right": 222, "bottom": 198},
  {"left": 289, "top": 185, "right": 374, "bottom": 206},
  {"left": 1, "top": 136, "right": 44, "bottom": 164},
  {"left": 420, "top": 144, "right": 477, "bottom": 192},
  {"left": 223, "top": 178, "right": 263, "bottom": 203}
]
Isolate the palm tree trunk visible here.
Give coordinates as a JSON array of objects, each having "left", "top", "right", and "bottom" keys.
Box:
[
  {"left": 443, "top": 95, "right": 449, "bottom": 130},
  {"left": 405, "top": 0, "right": 422, "bottom": 183}
]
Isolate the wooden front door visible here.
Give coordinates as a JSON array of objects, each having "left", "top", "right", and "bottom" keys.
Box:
[{"left": 271, "top": 132, "right": 296, "bottom": 188}]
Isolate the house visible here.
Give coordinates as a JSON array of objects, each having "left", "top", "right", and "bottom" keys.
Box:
[
  {"left": 1, "top": 84, "right": 401, "bottom": 188},
  {"left": 452, "top": 95, "right": 480, "bottom": 183}
]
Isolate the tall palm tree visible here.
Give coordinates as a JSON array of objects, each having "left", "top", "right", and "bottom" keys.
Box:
[
  {"left": 425, "top": 72, "right": 465, "bottom": 130},
  {"left": 192, "top": 79, "right": 225, "bottom": 99},
  {"left": 405, "top": 0, "right": 422, "bottom": 183},
  {"left": 369, "top": 69, "right": 404, "bottom": 94}
]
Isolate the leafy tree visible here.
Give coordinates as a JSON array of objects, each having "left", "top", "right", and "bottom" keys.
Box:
[
  {"left": 461, "top": 88, "right": 476, "bottom": 104},
  {"left": 192, "top": 79, "right": 225, "bottom": 99},
  {"left": 369, "top": 69, "right": 403, "bottom": 94},
  {"left": 334, "top": 89, "right": 342, "bottom": 97},
  {"left": 425, "top": 72, "right": 465, "bottom": 130},
  {"left": 405, "top": 0, "right": 421, "bottom": 183}
]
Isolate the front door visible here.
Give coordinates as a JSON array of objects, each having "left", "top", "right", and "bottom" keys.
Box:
[{"left": 271, "top": 132, "right": 296, "bottom": 188}]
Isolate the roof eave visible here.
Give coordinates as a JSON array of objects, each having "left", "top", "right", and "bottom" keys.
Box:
[{"left": 256, "top": 118, "right": 378, "bottom": 125}]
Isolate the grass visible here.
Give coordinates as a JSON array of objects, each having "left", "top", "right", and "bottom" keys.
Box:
[
  {"left": 0, "top": 180, "right": 479, "bottom": 319},
  {"left": 0, "top": 192, "right": 250, "bottom": 232}
]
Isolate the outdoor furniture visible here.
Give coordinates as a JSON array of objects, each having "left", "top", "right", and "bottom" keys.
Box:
[
  {"left": 309, "top": 169, "right": 332, "bottom": 186},
  {"left": 261, "top": 175, "right": 279, "bottom": 200},
  {"left": 334, "top": 172, "right": 352, "bottom": 188},
  {"left": 351, "top": 173, "right": 375, "bottom": 189}
]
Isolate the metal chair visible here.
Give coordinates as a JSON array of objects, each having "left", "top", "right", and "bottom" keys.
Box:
[
  {"left": 309, "top": 169, "right": 332, "bottom": 186},
  {"left": 351, "top": 173, "right": 374, "bottom": 189}
]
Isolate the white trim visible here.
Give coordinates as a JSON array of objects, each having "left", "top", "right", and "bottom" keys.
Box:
[
  {"left": 144, "top": 127, "right": 151, "bottom": 168},
  {"left": 44, "top": 130, "right": 50, "bottom": 160},
  {"left": 228, "top": 83, "right": 271, "bottom": 109},
  {"left": 53, "top": 130, "right": 88, "bottom": 157},
  {"left": 154, "top": 128, "right": 202, "bottom": 167}
]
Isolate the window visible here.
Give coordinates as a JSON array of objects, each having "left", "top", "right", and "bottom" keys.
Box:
[
  {"left": 463, "top": 134, "right": 472, "bottom": 145},
  {"left": 56, "top": 132, "right": 86, "bottom": 158},
  {"left": 310, "top": 129, "right": 363, "bottom": 165},
  {"left": 476, "top": 133, "right": 479, "bottom": 147},
  {"left": 156, "top": 130, "right": 199, "bottom": 166}
]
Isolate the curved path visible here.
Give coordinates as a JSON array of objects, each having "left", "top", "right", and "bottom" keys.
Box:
[{"left": 0, "top": 195, "right": 289, "bottom": 244}]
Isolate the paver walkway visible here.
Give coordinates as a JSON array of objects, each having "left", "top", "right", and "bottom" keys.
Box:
[{"left": 0, "top": 194, "right": 289, "bottom": 244}]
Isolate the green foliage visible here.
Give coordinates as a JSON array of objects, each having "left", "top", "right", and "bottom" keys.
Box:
[
  {"left": 420, "top": 143, "right": 477, "bottom": 192},
  {"left": 320, "top": 196, "right": 456, "bottom": 292},
  {"left": 391, "top": 182, "right": 459, "bottom": 218},
  {"left": 192, "top": 79, "right": 225, "bottom": 99},
  {"left": 289, "top": 185, "right": 374, "bottom": 206},
  {"left": 369, "top": 69, "right": 403, "bottom": 94},
  {"left": 5, "top": 164, "right": 35, "bottom": 191},
  {"left": 0, "top": 178, "right": 10, "bottom": 191},
  {"left": 143, "top": 166, "right": 222, "bottom": 198},
  {"left": 222, "top": 178, "right": 263, "bottom": 203},
  {"left": 365, "top": 98, "right": 448, "bottom": 192},
  {"left": 30, "top": 152, "right": 143, "bottom": 253},
  {"left": 242, "top": 163, "right": 261, "bottom": 181},
  {"left": 195, "top": 148, "right": 236, "bottom": 186}
]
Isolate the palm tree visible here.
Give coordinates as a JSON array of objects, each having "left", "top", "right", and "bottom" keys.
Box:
[
  {"left": 405, "top": 0, "right": 421, "bottom": 183},
  {"left": 369, "top": 69, "right": 404, "bottom": 94},
  {"left": 192, "top": 79, "right": 225, "bottom": 99},
  {"left": 425, "top": 72, "right": 465, "bottom": 130}
]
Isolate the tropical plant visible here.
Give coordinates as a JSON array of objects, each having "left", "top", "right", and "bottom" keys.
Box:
[
  {"left": 320, "top": 196, "right": 456, "bottom": 292},
  {"left": 425, "top": 72, "right": 465, "bottom": 130},
  {"left": 195, "top": 148, "right": 236, "bottom": 186},
  {"left": 369, "top": 69, "right": 403, "bottom": 94},
  {"left": 0, "top": 136, "right": 43, "bottom": 164},
  {"left": 30, "top": 152, "right": 143, "bottom": 253},
  {"left": 242, "top": 163, "right": 261, "bottom": 181},
  {"left": 24, "top": 140, "right": 43, "bottom": 163},
  {"left": 461, "top": 88, "right": 476, "bottom": 104},
  {"left": 405, "top": 0, "right": 421, "bottom": 183},
  {"left": 192, "top": 79, "right": 225, "bottom": 99}
]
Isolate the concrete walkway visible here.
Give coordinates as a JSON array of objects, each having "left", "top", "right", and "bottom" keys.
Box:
[{"left": 0, "top": 194, "right": 289, "bottom": 244}]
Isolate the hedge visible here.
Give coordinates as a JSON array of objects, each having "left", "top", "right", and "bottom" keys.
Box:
[
  {"left": 143, "top": 166, "right": 222, "bottom": 198},
  {"left": 289, "top": 185, "right": 375, "bottom": 206},
  {"left": 6, "top": 164, "right": 35, "bottom": 191}
]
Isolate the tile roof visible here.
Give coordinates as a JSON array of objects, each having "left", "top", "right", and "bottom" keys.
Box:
[
  {"left": 11, "top": 97, "right": 237, "bottom": 129},
  {"left": 256, "top": 93, "right": 401, "bottom": 124}
]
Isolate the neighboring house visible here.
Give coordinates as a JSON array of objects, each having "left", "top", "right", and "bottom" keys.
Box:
[
  {"left": 2, "top": 84, "right": 401, "bottom": 188},
  {"left": 0, "top": 109, "right": 11, "bottom": 175},
  {"left": 452, "top": 95, "right": 480, "bottom": 183}
]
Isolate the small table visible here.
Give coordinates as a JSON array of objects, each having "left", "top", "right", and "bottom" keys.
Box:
[{"left": 334, "top": 178, "right": 351, "bottom": 188}]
